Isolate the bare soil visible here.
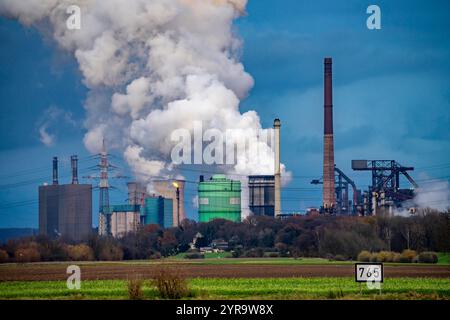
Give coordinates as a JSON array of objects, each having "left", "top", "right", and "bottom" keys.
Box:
[{"left": 0, "top": 263, "right": 449, "bottom": 281}]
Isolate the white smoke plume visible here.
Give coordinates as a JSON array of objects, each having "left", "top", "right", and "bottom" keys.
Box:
[
  {"left": 394, "top": 179, "right": 450, "bottom": 216},
  {"left": 1, "top": 0, "right": 291, "bottom": 217},
  {"left": 36, "top": 106, "right": 77, "bottom": 147}
]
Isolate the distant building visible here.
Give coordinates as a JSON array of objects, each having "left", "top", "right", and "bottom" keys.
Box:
[
  {"left": 198, "top": 175, "right": 241, "bottom": 223},
  {"left": 39, "top": 184, "right": 92, "bottom": 242},
  {"left": 248, "top": 175, "right": 275, "bottom": 217},
  {"left": 142, "top": 196, "right": 173, "bottom": 228},
  {"left": 126, "top": 180, "right": 184, "bottom": 227},
  {"left": 102, "top": 205, "right": 141, "bottom": 238},
  {"left": 152, "top": 180, "right": 185, "bottom": 227}
]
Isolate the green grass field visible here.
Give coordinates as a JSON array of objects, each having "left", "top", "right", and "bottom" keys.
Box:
[
  {"left": 0, "top": 278, "right": 449, "bottom": 300},
  {"left": 166, "top": 252, "right": 450, "bottom": 266},
  {"left": 437, "top": 252, "right": 450, "bottom": 265}
]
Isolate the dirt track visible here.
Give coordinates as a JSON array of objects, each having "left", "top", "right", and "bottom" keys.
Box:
[{"left": 0, "top": 263, "right": 449, "bottom": 281}]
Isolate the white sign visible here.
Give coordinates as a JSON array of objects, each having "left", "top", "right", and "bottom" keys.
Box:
[{"left": 355, "top": 263, "right": 383, "bottom": 283}]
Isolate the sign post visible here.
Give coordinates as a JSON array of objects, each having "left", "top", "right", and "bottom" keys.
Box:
[{"left": 355, "top": 263, "right": 383, "bottom": 295}]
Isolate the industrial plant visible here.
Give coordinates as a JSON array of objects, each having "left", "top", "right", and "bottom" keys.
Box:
[
  {"left": 38, "top": 156, "right": 92, "bottom": 241},
  {"left": 37, "top": 57, "right": 420, "bottom": 240}
]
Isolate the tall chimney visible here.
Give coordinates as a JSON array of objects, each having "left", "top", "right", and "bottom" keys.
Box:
[
  {"left": 323, "top": 57, "right": 335, "bottom": 211},
  {"left": 274, "top": 118, "right": 281, "bottom": 217},
  {"left": 52, "top": 156, "right": 58, "bottom": 185},
  {"left": 71, "top": 155, "right": 79, "bottom": 184}
]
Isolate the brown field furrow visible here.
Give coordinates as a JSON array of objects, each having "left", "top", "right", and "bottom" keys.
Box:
[{"left": 0, "top": 264, "right": 449, "bottom": 281}]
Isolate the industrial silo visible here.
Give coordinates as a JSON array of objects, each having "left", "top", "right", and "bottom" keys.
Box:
[{"left": 198, "top": 175, "right": 241, "bottom": 223}]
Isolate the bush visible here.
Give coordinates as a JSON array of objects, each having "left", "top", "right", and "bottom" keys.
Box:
[
  {"left": 400, "top": 249, "right": 417, "bottom": 263},
  {"left": 149, "top": 252, "right": 161, "bottom": 260},
  {"left": 333, "top": 254, "right": 347, "bottom": 261},
  {"left": 392, "top": 252, "right": 401, "bottom": 263},
  {"left": 152, "top": 267, "right": 189, "bottom": 299},
  {"left": 0, "top": 249, "right": 9, "bottom": 263},
  {"left": 244, "top": 248, "right": 264, "bottom": 258},
  {"left": 418, "top": 252, "right": 438, "bottom": 264},
  {"left": 357, "top": 250, "right": 372, "bottom": 262},
  {"left": 98, "top": 244, "right": 123, "bottom": 261},
  {"left": 15, "top": 246, "right": 41, "bottom": 263},
  {"left": 370, "top": 252, "right": 379, "bottom": 262},
  {"left": 184, "top": 252, "right": 205, "bottom": 259},
  {"left": 66, "top": 244, "right": 94, "bottom": 261},
  {"left": 127, "top": 278, "right": 144, "bottom": 300},
  {"left": 267, "top": 252, "right": 280, "bottom": 258},
  {"left": 376, "top": 251, "right": 395, "bottom": 263}
]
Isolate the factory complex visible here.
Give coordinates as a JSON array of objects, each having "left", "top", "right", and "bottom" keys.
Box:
[{"left": 38, "top": 58, "right": 419, "bottom": 241}]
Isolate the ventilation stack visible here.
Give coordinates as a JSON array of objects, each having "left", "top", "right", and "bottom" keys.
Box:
[
  {"left": 71, "top": 155, "right": 79, "bottom": 184},
  {"left": 274, "top": 118, "right": 281, "bottom": 217},
  {"left": 52, "top": 156, "right": 58, "bottom": 185},
  {"left": 323, "top": 57, "right": 335, "bottom": 212}
]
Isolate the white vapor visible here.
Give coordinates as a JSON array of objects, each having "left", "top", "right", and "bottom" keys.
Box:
[
  {"left": 36, "top": 106, "right": 77, "bottom": 147},
  {"left": 1, "top": 0, "right": 291, "bottom": 218},
  {"left": 394, "top": 179, "right": 450, "bottom": 216},
  {"left": 39, "top": 125, "right": 54, "bottom": 147}
]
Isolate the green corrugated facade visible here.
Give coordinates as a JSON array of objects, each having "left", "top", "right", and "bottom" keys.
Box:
[{"left": 198, "top": 175, "right": 241, "bottom": 223}]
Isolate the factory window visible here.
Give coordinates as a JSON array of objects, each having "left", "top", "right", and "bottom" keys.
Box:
[
  {"left": 230, "top": 197, "right": 240, "bottom": 205},
  {"left": 199, "top": 198, "right": 209, "bottom": 205}
]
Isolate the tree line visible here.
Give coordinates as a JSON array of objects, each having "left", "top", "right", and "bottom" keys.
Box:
[{"left": 1, "top": 209, "right": 449, "bottom": 263}]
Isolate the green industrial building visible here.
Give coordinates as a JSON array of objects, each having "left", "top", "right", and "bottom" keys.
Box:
[{"left": 198, "top": 175, "right": 241, "bottom": 223}]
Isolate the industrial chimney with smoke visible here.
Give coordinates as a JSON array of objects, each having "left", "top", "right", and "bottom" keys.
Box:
[{"left": 323, "top": 58, "right": 335, "bottom": 213}]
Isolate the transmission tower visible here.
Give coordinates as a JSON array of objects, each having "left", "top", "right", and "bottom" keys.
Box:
[{"left": 83, "top": 139, "right": 127, "bottom": 236}]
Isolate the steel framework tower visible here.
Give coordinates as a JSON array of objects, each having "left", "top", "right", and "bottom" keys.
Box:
[
  {"left": 98, "top": 140, "right": 111, "bottom": 235},
  {"left": 352, "top": 160, "right": 418, "bottom": 215}
]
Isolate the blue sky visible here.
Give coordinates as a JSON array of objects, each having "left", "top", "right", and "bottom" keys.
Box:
[{"left": 1, "top": 0, "right": 449, "bottom": 227}]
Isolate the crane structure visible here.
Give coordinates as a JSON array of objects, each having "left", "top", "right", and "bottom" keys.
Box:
[{"left": 351, "top": 160, "right": 418, "bottom": 215}]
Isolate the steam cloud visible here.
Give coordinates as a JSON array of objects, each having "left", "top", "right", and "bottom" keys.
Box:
[
  {"left": 0, "top": 0, "right": 290, "bottom": 184},
  {"left": 395, "top": 179, "right": 450, "bottom": 216}
]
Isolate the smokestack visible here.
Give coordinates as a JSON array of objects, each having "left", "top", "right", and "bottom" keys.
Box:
[
  {"left": 71, "top": 155, "right": 79, "bottom": 184},
  {"left": 52, "top": 156, "right": 58, "bottom": 185},
  {"left": 274, "top": 118, "right": 281, "bottom": 217},
  {"left": 323, "top": 57, "right": 335, "bottom": 211}
]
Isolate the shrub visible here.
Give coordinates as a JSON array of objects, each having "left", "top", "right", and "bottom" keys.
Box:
[
  {"left": 357, "top": 250, "right": 371, "bottom": 262},
  {"left": 399, "top": 249, "right": 417, "bottom": 263},
  {"left": 127, "top": 278, "right": 144, "bottom": 300},
  {"left": 244, "top": 248, "right": 264, "bottom": 258},
  {"left": 418, "top": 252, "right": 438, "bottom": 264},
  {"left": 376, "top": 251, "right": 395, "bottom": 263},
  {"left": 15, "top": 246, "right": 41, "bottom": 263},
  {"left": 152, "top": 267, "right": 189, "bottom": 299},
  {"left": 392, "top": 252, "right": 401, "bottom": 263},
  {"left": 184, "top": 252, "right": 205, "bottom": 259},
  {"left": 333, "top": 254, "right": 347, "bottom": 261},
  {"left": 99, "top": 244, "right": 123, "bottom": 261},
  {"left": 267, "top": 252, "right": 280, "bottom": 258},
  {"left": 0, "top": 249, "right": 9, "bottom": 263},
  {"left": 149, "top": 252, "right": 161, "bottom": 260},
  {"left": 370, "top": 252, "right": 379, "bottom": 262},
  {"left": 66, "top": 244, "right": 95, "bottom": 261}
]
